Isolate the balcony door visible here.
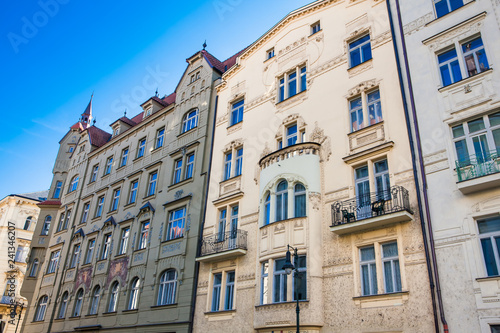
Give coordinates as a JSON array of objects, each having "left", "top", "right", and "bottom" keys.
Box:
[
  {"left": 355, "top": 166, "right": 371, "bottom": 220},
  {"left": 229, "top": 206, "right": 238, "bottom": 249}
]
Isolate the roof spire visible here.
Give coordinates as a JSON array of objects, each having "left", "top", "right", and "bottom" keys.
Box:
[
  {"left": 155, "top": 88, "right": 158, "bottom": 97},
  {"left": 203, "top": 40, "right": 207, "bottom": 50},
  {"left": 81, "top": 93, "right": 94, "bottom": 129}
]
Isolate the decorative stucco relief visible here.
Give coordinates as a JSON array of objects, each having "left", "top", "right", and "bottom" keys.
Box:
[
  {"left": 403, "top": 12, "right": 434, "bottom": 35},
  {"left": 310, "top": 122, "right": 332, "bottom": 162},
  {"left": 424, "top": 14, "right": 486, "bottom": 51}
]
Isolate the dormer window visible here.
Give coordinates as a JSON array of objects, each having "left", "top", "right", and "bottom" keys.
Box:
[
  {"left": 145, "top": 107, "right": 152, "bottom": 117},
  {"left": 113, "top": 128, "right": 119, "bottom": 137}
]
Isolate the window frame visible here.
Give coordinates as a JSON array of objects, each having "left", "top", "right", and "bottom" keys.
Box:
[
  {"left": 155, "top": 127, "right": 165, "bottom": 149},
  {"left": 69, "top": 175, "right": 79, "bottom": 193},
  {"left": 89, "top": 285, "right": 101, "bottom": 315},
  {"left": 137, "top": 221, "right": 150, "bottom": 250},
  {"left": 81, "top": 202, "right": 90, "bottom": 224},
  {"left": 348, "top": 34, "right": 372, "bottom": 68},
  {"left": 147, "top": 171, "right": 158, "bottom": 197},
  {"left": 118, "top": 227, "right": 130, "bottom": 255},
  {"left": 157, "top": 270, "right": 177, "bottom": 306},
  {"left": 53, "top": 180, "right": 62, "bottom": 199},
  {"left": 128, "top": 278, "right": 140, "bottom": 310},
  {"left": 128, "top": 180, "right": 139, "bottom": 204},
  {"left": 69, "top": 243, "right": 81, "bottom": 268},
  {"left": 84, "top": 238, "right": 95, "bottom": 264},
  {"left": 278, "top": 65, "right": 307, "bottom": 102},
  {"left": 101, "top": 233, "right": 112, "bottom": 260},
  {"left": 107, "top": 282, "right": 119, "bottom": 313},
  {"left": 120, "top": 147, "right": 129, "bottom": 167},
  {"left": 110, "top": 188, "right": 121, "bottom": 211},
  {"left": 166, "top": 207, "right": 186, "bottom": 241},
  {"left": 34, "top": 295, "right": 48, "bottom": 322},
  {"left": 73, "top": 289, "right": 84, "bottom": 317},
  {"left": 95, "top": 195, "right": 105, "bottom": 217},
  {"left": 90, "top": 164, "right": 99, "bottom": 182},
  {"left": 104, "top": 156, "right": 113, "bottom": 176},
  {"left": 230, "top": 99, "right": 244, "bottom": 126},
  {"left": 41, "top": 215, "right": 51, "bottom": 235},
  {"left": 311, "top": 21, "right": 321, "bottom": 35},
  {"left": 478, "top": 216, "right": 500, "bottom": 277},
  {"left": 58, "top": 292, "right": 69, "bottom": 319},
  {"left": 433, "top": 0, "right": 465, "bottom": 18},
  {"left": 137, "top": 138, "right": 146, "bottom": 158},
  {"left": 349, "top": 88, "right": 383, "bottom": 133},
  {"left": 182, "top": 109, "right": 199, "bottom": 133}
]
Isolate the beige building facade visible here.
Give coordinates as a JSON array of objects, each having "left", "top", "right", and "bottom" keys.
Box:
[
  {"left": 0, "top": 191, "right": 47, "bottom": 333},
  {"left": 390, "top": 0, "right": 500, "bottom": 331},
  {"left": 194, "top": 1, "right": 436, "bottom": 332},
  {"left": 21, "top": 49, "right": 237, "bottom": 332}
]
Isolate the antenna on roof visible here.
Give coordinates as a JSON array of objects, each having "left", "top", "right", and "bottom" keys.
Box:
[
  {"left": 124, "top": 109, "right": 127, "bottom": 117},
  {"left": 155, "top": 88, "right": 158, "bottom": 97},
  {"left": 203, "top": 40, "right": 207, "bottom": 50}
]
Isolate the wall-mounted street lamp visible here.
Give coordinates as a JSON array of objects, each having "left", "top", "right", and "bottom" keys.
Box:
[{"left": 282, "top": 244, "right": 300, "bottom": 333}]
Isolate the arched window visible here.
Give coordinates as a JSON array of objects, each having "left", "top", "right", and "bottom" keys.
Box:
[
  {"left": 58, "top": 292, "right": 69, "bottom": 319},
  {"left": 264, "top": 193, "right": 271, "bottom": 226},
  {"left": 29, "top": 259, "right": 39, "bottom": 277},
  {"left": 157, "top": 270, "right": 177, "bottom": 305},
  {"left": 108, "top": 282, "right": 119, "bottom": 312},
  {"left": 34, "top": 295, "right": 48, "bottom": 321},
  {"left": 24, "top": 216, "right": 33, "bottom": 230},
  {"left": 276, "top": 180, "right": 288, "bottom": 221},
  {"left": 89, "top": 285, "right": 100, "bottom": 315},
  {"left": 182, "top": 109, "right": 199, "bottom": 133},
  {"left": 69, "top": 175, "right": 79, "bottom": 193},
  {"left": 294, "top": 183, "right": 306, "bottom": 217},
  {"left": 128, "top": 278, "right": 140, "bottom": 310},
  {"left": 73, "top": 289, "right": 84, "bottom": 317},
  {"left": 41, "top": 216, "right": 51, "bottom": 235}
]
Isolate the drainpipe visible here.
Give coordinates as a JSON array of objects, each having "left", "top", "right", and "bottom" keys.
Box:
[
  {"left": 188, "top": 92, "right": 219, "bottom": 333},
  {"left": 386, "top": 0, "right": 449, "bottom": 332}
]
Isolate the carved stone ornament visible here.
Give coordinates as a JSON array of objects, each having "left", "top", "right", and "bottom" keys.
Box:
[
  {"left": 310, "top": 122, "right": 332, "bottom": 162},
  {"left": 309, "top": 192, "right": 321, "bottom": 211}
]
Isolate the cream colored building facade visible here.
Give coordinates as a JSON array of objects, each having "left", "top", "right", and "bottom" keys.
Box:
[
  {"left": 0, "top": 191, "right": 47, "bottom": 333},
  {"left": 21, "top": 49, "right": 232, "bottom": 332},
  {"left": 390, "top": 0, "right": 500, "bottom": 331},
  {"left": 194, "top": 1, "right": 436, "bottom": 332}
]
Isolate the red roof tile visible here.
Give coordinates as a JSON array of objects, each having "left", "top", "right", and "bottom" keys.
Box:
[
  {"left": 162, "top": 92, "right": 176, "bottom": 105},
  {"left": 86, "top": 126, "right": 112, "bottom": 148},
  {"left": 70, "top": 122, "right": 84, "bottom": 131},
  {"left": 151, "top": 96, "right": 169, "bottom": 107},
  {"left": 116, "top": 116, "right": 136, "bottom": 127},
  {"left": 201, "top": 48, "right": 247, "bottom": 74},
  {"left": 130, "top": 112, "right": 144, "bottom": 124},
  {"left": 38, "top": 200, "right": 61, "bottom": 206}
]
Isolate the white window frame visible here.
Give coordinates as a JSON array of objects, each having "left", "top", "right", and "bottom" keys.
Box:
[
  {"left": 54, "top": 181, "right": 62, "bottom": 199},
  {"left": 41, "top": 215, "right": 51, "bottom": 235},
  {"left": 155, "top": 127, "right": 165, "bottom": 149},
  {"left": 110, "top": 188, "right": 121, "bottom": 211},
  {"left": 138, "top": 221, "right": 149, "bottom": 250},
  {"left": 311, "top": 21, "right": 321, "bottom": 35},
  {"left": 230, "top": 99, "right": 244, "bottom": 126},
  {"left": 34, "top": 295, "right": 48, "bottom": 321},
  {"left": 96, "top": 196, "right": 105, "bottom": 217},
  {"left": 101, "top": 233, "right": 112, "bottom": 260},
  {"left": 47, "top": 250, "right": 60, "bottom": 274},
  {"left": 69, "top": 243, "right": 80, "bottom": 268},
  {"left": 118, "top": 227, "right": 130, "bottom": 255},
  {"left": 128, "top": 180, "right": 138, "bottom": 204},
  {"left": 349, "top": 88, "right": 383, "bottom": 133},
  {"left": 81, "top": 203, "right": 90, "bottom": 224},
  {"left": 73, "top": 289, "right": 84, "bottom": 317},
  {"left": 166, "top": 207, "right": 186, "bottom": 241},
  {"left": 120, "top": 148, "right": 129, "bottom": 167},
  {"left": 89, "top": 286, "right": 100, "bottom": 315},
  {"left": 348, "top": 34, "right": 372, "bottom": 68},
  {"left": 137, "top": 138, "right": 146, "bottom": 158},
  {"left": 85, "top": 239, "right": 95, "bottom": 264},
  {"left": 105, "top": 157, "right": 113, "bottom": 175},
  {"left": 58, "top": 292, "right": 68, "bottom": 319},
  {"left": 173, "top": 158, "right": 182, "bottom": 184},
  {"left": 157, "top": 270, "right": 177, "bottom": 305},
  {"left": 108, "top": 282, "right": 119, "bottom": 312},
  {"left": 69, "top": 175, "right": 79, "bottom": 193},
  {"left": 278, "top": 65, "right": 307, "bottom": 102},
  {"left": 147, "top": 171, "right": 157, "bottom": 196},
  {"left": 182, "top": 109, "right": 199, "bottom": 133},
  {"left": 128, "top": 278, "right": 140, "bottom": 310},
  {"left": 90, "top": 165, "right": 99, "bottom": 182}
]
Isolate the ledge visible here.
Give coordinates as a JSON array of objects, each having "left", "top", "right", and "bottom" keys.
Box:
[
  {"left": 122, "top": 308, "right": 139, "bottom": 313},
  {"left": 424, "top": 0, "right": 476, "bottom": 28},
  {"left": 150, "top": 303, "right": 177, "bottom": 310},
  {"left": 353, "top": 291, "right": 409, "bottom": 309},
  {"left": 259, "top": 142, "right": 321, "bottom": 169},
  {"left": 438, "top": 68, "right": 492, "bottom": 93},
  {"left": 342, "top": 141, "right": 394, "bottom": 164},
  {"left": 457, "top": 168, "right": 500, "bottom": 194},
  {"left": 476, "top": 275, "right": 500, "bottom": 282},
  {"left": 275, "top": 89, "right": 307, "bottom": 106},
  {"left": 168, "top": 177, "right": 194, "bottom": 190},
  {"left": 196, "top": 248, "right": 247, "bottom": 263}
]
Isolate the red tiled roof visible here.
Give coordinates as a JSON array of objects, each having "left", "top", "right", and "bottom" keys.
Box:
[
  {"left": 151, "top": 96, "right": 169, "bottom": 107},
  {"left": 116, "top": 116, "right": 136, "bottom": 127},
  {"left": 130, "top": 112, "right": 144, "bottom": 124},
  {"left": 86, "top": 126, "right": 112, "bottom": 148},
  {"left": 38, "top": 200, "right": 61, "bottom": 206},
  {"left": 162, "top": 92, "right": 176, "bottom": 105},
  {"left": 70, "top": 122, "right": 84, "bottom": 131},
  {"left": 201, "top": 48, "right": 247, "bottom": 74}
]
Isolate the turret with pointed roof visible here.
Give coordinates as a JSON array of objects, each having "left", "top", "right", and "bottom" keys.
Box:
[{"left": 80, "top": 94, "right": 93, "bottom": 129}]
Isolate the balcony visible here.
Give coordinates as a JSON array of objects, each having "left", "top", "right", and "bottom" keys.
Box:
[
  {"left": 456, "top": 150, "right": 500, "bottom": 194},
  {"left": 259, "top": 142, "right": 321, "bottom": 170},
  {"left": 330, "top": 185, "right": 413, "bottom": 235},
  {"left": 197, "top": 230, "right": 247, "bottom": 263}
]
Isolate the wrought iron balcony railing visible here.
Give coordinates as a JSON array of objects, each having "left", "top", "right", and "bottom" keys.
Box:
[
  {"left": 199, "top": 229, "right": 248, "bottom": 257},
  {"left": 456, "top": 150, "right": 500, "bottom": 182},
  {"left": 331, "top": 185, "right": 412, "bottom": 227}
]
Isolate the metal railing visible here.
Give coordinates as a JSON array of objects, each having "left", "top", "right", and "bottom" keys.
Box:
[
  {"left": 456, "top": 150, "right": 500, "bottom": 182},
  {"left": 331, "top": 185, "right": 412, "bottom": 227},
  {"left": 199, "top": 229, "right": 248, "bottom": 257}
]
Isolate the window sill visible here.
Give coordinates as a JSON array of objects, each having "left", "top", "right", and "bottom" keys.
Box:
[
  {"left": 151, "top": 146, "right": 163, "bottom": 154},
  {"left": 227, "top": 120, "right": 243, "bottom": 129},
  {"left": 96, "top": 258, "right": 108, "bottom": 263},
  {"left": 91, "top": 216, "right": 102, "bottom": 222},
  {"left": 260, "top": 216, "right": 307, "bottom": 229},
  {"left": 142, "top": 194, "right": 157, "bottom": 201},
  {"left": 150, "top": 303, "right": 177, "bottom": 310},
  {"left": 114, "top": 253, "right": 127, "bottom": 259},
  {"left": 425, "top": 1, "right": 475, "bottom": 28},
  {"left": 438, "top": 68, "right": 493, "bottom": 92},
  {"left": 102, "top": 311, "right": 117, "bottom": 316},
  {"left": 68, "top": 316, "right": 81, "bottom": 320},
  {"left": 352, "top": 291, "right": 409, "bottom": 308},
  {"left": 106, "top": 210, "right": 118, "bottom": 217},
  {"left": 255, "top": 300, "right": 309, "bottom": 309},
  {"left": 117, "top": 165, "right": 126, "bottom": 171},
  {"left": 81, "top": 263, "right": 92, "bottom": 268},
  {"left": 134, "top": 247, "right": 147, "bottom": 253},
  {"left": 133, "top": 156, "right": 144, "bottom": 163},
  {"left": 123, "top": 201, "right": 137, "bottom": 210},
  {"left": 162, "top": 236, "right": 184, "bottom": 244},
  {"left": 348, "top": 58, "right": 373, "bottom": 71},
  {"left": 204, "top": 309, "right": 236, "bottom": 317},
  {"left": 309, "top": 29, "right": 322, "bottom": 37},
  {"left": 53, "top": 318, "right": 65, "bottom": 322},
  {"left": 53, "top": 229, "right": 68, "bottom": 236},
  {"left": 177, "top": 127, "right": 197, "bottom": 138},
  {"left": 85, "top": 314, "right": 98, "bottom": 318},
  {"left": 168, "top": 177, "right": 194, "bottom": 190},
  {"left": 122, "top": 308, "right": 139, "bottom": 313},
  {"left": 349, "top": 120, "right": 384, "bottom": 135},
  {"left": 276, "top": 89, "right": 307, "bottom": 106},
  {"left": 102, "top": 174, "right": 110, "bottom": 179},
  {"left": 476, "top": 275, "right": 500, "bottom": 282},
  {"left": 264, "top": 55, "right": 275, "bottom": 63}
]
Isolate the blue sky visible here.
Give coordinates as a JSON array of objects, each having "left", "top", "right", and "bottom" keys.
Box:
[{"left": 0, "top": 0, "right": 312, "bottom": 199}]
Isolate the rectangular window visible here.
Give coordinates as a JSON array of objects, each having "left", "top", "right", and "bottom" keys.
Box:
[
  {"left": 224, "top": 272, "right": 235, "bottom": 310},
  {"left": 286, "top": 124, "right": 298, "bottom": 146},
  {"left": 349, "top": 35, "right": 372, "bottom": 68},
  {"left": 101, "top": 234, "right": 112, "bottom": 260},
  {"left": 235, "top": 148, "right": 243, "bottom": 177},
  {"left": 293, "top": 256, "right": 307, "bottom": 301},
  {"left": 434, "top": 0, "right": 464, "bottom": 18},
  {"left": 63, "top": 210, "right": 71, "bottom": 230},
  {"left": 148, "top": 172, "right": 157, "bottom": 196},
  {"left": 211, "top": 273, "right": 222, "bottom": 312},
  {"left": 57, "top": 213, "right": 65, "bottom": 232},
  {"left": 273, "top": 258, "right": 288, "bottom": 303},
  {"left": 173, "top": 159, "right": 182, "bottom": 184},
  {"left": 47, "top": 250, "right": 60, "bottom": 273},
  {"left": 156, "top": 128, "right": 165, "bottom": 149},
  {"left": 260, "top": 261, "right": 269, "bottom": 304},
  {"left": 118, "top": 227, "right": 129, "bottom": 255},
  {"left": 279, "top": 78, "right": 285, "bottom": 102},
  {"left": 300, "top": 66, "right": 307, "bottom": 92},
  {"left": 84, "top": 239, "right": 95, "bottom": 264},
  {"left": 224, "top": 152, "right": 232, "bottom": 180},
  {"left": 81, "top": 203, "right": 90, "bottom": 224},
  {"left": 70, "top": 244, "right": 80, "bottom": 268},
  {"left": 120, "top": 148, "right": 129, "bottom": 167},
  {"left": 54, "top": 181, "right": 62, "bottom": 199},
  {"left": 360, "top": 246, "right": 377, "bottom": 296},
  {"left": 311, "top": 21, "right": 321, "bottom": 35},
  {"left": 166, "top": 207, "right": 186, "bottom": 241},
  {"left": 288, "top": 71, "right": 297, "bottom": 97},
  {"left": 491, "top": 325, "right": 500, "bottom": 333},
  {"left": 438, "top": 48, "right": 462, "bottom": 86},
  {"left": 350, "top": 89, "right": 383, "bottom": 132},
  {"left": 367, "top": 90, "right": 382, "bottom": 126},
  {"left": 105, "top": 157, "right": 113, "bottom": 175},
  {"left": 382, "top": 242, "right": 402, "bottom": 293},
  {"left": 230, "top": 99, "right": 244, "bottom": 126},
  {"left": 462, "top": 37, "right": 489, "bottom": 77},
  {"left": 185, "top": 153, "right": 195, "bottom": 179},
  {"left": 479, "top": 216, "right": 500, "bottom": 276},
  {"left": 90, "top": 165, "right": 99, "bottom": 182},
  {"left": 374, "top": 159, "right": 390, "bottom": 200},
  {"left": 111, "top": 188, "right": 120, "bottom": 211},
  {"left": 267, "top": 48, "right": 275, "bottom": 60},
  {"left": 138, "top": 222, "right": 149, "bottom": 250},
  {"left": 96, "top": 196, "right": 105, "bottom": 217},
  {"left": 137, "top": 138, "right": 146, "bottom": 158},
  {"left": 218, "top": 209, "right": 227, "bottom": 242},
  {"left": 128, "top": 181, "right": 138, "bottom": 204}
]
